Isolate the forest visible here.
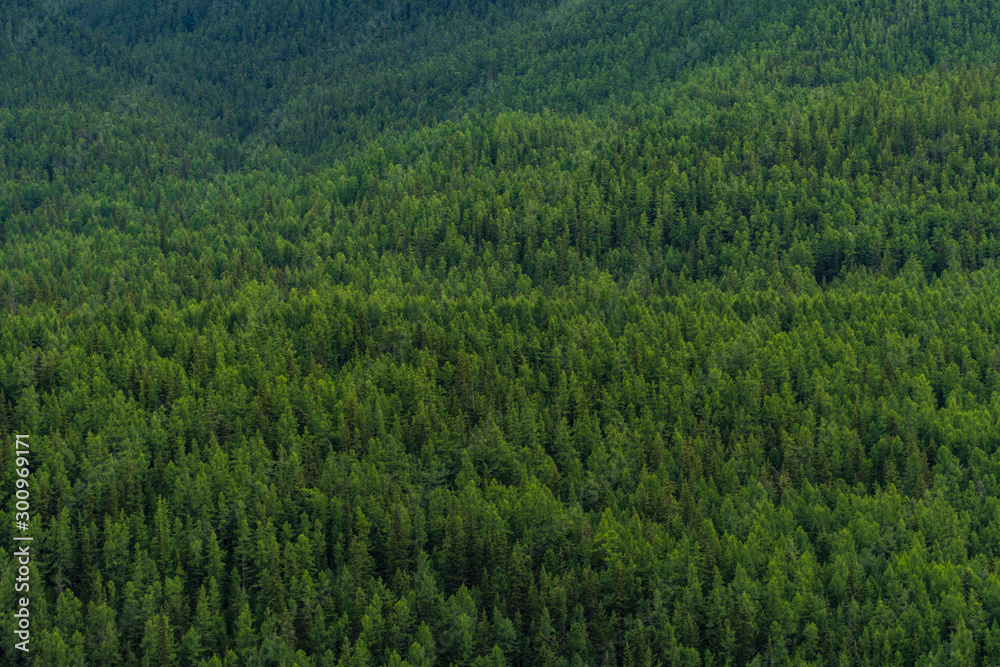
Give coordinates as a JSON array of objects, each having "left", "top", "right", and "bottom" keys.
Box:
[{"left": 3, "top": 0, "right": 1000, "bottom": 665}]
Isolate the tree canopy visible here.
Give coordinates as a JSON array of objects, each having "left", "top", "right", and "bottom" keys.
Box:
[{"left": 3, "top": 0, "right": 1000, "bottom": 665}]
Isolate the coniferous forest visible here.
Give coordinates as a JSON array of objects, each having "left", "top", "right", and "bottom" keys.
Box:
[{"left": 5, "top": 0, "right": 1000, "bottom": 664}]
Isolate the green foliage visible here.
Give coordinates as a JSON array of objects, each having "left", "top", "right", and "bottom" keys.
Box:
[{"left": 4, "top": 0, "right": 1000, "bottom": 665}]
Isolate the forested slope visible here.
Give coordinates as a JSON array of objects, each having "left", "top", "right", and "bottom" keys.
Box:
[{"left": 3, "top": 1, "right": 1000, "bottom": 665}]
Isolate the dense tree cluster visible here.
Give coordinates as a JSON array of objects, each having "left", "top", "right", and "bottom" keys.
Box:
[{"left": 3, "top": 0, "right": 1000, "bottom": 665}]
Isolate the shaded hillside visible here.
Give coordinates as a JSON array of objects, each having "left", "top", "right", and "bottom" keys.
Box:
[{"left": 3, "top": 1, "right": 1000, "bottom": 666}]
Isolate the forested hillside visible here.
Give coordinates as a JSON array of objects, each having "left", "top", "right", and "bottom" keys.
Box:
[{"left": 3, "top": 0, "right": 1000, "bottom": 665}]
